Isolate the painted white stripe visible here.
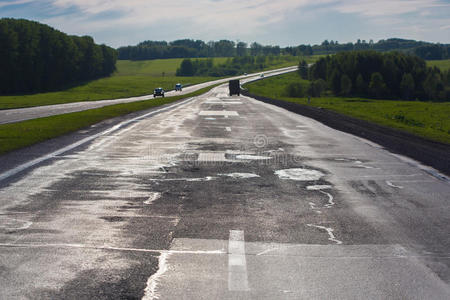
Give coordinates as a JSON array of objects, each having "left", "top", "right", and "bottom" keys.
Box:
[
  {"left": 205, "top": 101, "right": 242, "bottom": 105},
  {"left": 148, "top": 177, "right": 217, "bottom": 182},
  {"left": 199, "top": 111, "right": 239, "bottom": 116},
  {"left": 197, "top": 152, "right": 227, "bottom": 162},
  {"left": 228, "top": 230, "right": 249, "bottom": 291},
  {"left": 225, "top": 127, "right": 232, "bottom": 132},
  {"left": 0, "top": 243, "right": 225, "bottom": 254},
  {"left": 0, "top": 96, "right": 197, "bottom": 182}
]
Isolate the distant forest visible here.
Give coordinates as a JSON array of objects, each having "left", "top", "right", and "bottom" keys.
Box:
[
  {"left": 305, "top": 51, "right": 450, "bottom": 101},
  {"left": 176, "top": 56, "right": 294, "bottom": 77},
  {"left": 118, "top": 38, "right": 450, "bottom": 61},
  {"left": 0, "top": 18, "right": 117, "bottom": 95}
]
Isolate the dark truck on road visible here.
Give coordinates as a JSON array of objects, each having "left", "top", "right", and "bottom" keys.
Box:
[{"left": 229, "top": 79, "right": 240, "bottom": 96}]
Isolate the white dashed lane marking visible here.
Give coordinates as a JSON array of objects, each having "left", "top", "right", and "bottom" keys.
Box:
[
  {"left": 199, "top": 111, "right": 239, "bottom": 116},
  {"left": 228, "top": 230, "right": 249, "bottom": 291},
  {"left": 197, "top": 153, "right": 227, "bottom": 162}
]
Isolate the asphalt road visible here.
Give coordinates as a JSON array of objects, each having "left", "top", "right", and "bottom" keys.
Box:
[
  {"left": 0, "top": 85, "right": 449, "bottom": 299},
  {"left": 0, "top": 66, "right": 296, "bottom": 125}
]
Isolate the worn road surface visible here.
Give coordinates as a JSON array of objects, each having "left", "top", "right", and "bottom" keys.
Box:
[
  {"left": 0, "top": 85, "right": 449, "bottom": 299},
  {"left": 0, "top": 66, "right": 296, "bottom": 125}
]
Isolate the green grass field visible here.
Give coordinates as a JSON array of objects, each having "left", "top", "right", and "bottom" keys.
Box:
[
  {"left": 0, "top": 56, "right": 302, "bottom": 110},
  {"left": 0, "top": 84, "right": 218, "bottom": 155},
  {"left": 245, "top": 72, "right": 450, "bottom": 144},
  {"left": 426, "top": 59, "right": 450, "bottom": 71},
  {"left": 115, "top": 57, "right": 229, "bottom": 76}
]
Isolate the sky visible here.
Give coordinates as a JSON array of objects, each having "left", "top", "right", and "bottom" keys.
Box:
[{"left": 1, "top": 0, "right": 449, "bottom": 48}]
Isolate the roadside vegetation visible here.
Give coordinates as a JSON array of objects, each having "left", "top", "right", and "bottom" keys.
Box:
[
  {"left": 0, "top": 85, "right": 218, "bottom": 155},
  {"left": 0, "top": 18, "right": 117, "bottom": 95},
  {"left": 308, "top": 51, "right": 450, "bottom": 101},
  {"left": 245, "top": 72, "right": 450, "bottom": 144}
]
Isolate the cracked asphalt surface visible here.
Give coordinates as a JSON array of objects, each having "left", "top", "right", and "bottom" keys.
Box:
[{"left": 0, "top": 85, "right": 449, "bottom": 299}]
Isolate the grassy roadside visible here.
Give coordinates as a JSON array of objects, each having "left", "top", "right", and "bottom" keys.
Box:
[
  {"left": 245, "top": 72, "right": 450, "bottom": 144},
  {"left": 0, "top": 85, "right": 217, "bottom": 155}
]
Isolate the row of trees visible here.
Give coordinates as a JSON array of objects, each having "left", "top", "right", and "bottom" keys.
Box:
[
  {"left": 0, "top": 18, "right": 117, "bottom": 95},
  {"left": 118, "top": 39, "right": 284, "bottom": 60},
  {"left": 118, "top": 38, "right": 449, "bottom": 61},
  {"left": 312, "top": 39, "right": 449, "bottom": 60},
  {"left": 311, "top": 38, "right": 432, "bottom": 54},
  {"left": 176, "top": 56, "right": 292, "bottom": 77},
  {"left": 306, "top": 51, "right": 449, "bottom": 101},
  {"left": 414, "top": 45, "right": 450, "bottom": 60}
]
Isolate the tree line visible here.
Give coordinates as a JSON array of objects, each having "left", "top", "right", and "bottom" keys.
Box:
[
  {"left": 312, "top": 38, "right": 449, "bottom": 60},
  {"left": 118, "top": 38, "right": 449, "bottom": 61},
  {"left": 300, "top": 51, "right": 449, "bottom": 101},
  {"left": 176, "top": 56, "right": 293, "bottom": 77},
  {"left": 118, "top": 39, "right": 284, "bottom": 60},
  {"left": 0, "top": 18, "right": 117, "bottom": 95}
]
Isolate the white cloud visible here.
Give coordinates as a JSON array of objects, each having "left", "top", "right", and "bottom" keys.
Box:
[
  {"left": 0, "top": 0, "right": 33, "bottom": 8},
  {"left": 38, "top": 0, "right": 449, "bottom": 46},
  {"left": 46, "top": 0, "right": 333, "bottom": 36},
  {"left": 332, "top": 0, "right": 448, "bottom": 17}
]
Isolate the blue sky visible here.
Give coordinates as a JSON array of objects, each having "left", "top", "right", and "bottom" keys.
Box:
[{"left": 1, "top": 0, "right": 449, "bottom": 48}]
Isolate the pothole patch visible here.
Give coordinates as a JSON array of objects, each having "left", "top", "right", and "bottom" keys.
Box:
[
  {"left": 306, "top": 185, "right": 332, "bottom": 190},
  {"left": 235, "top": 155, "right": 272, "bottom": 160},
  {"left": 144, "top": 192, "right": 162, "bottom": 205},
  {"left": 275, "top": 168, "right": 324, "bottom": 181},
  {"left": 218, "top": 173, "right": 260, "bottom": 179}
]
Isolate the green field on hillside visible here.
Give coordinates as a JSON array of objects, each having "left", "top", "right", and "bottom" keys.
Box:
[
  {"left": 245, "top": 72, "right": 450, "bottom": 144},
  {"left": 426, "top": 59, "right": 450, "bottom": 71},
  {"left": 115, "top": 57, "right": 230, "bottom": 76}
]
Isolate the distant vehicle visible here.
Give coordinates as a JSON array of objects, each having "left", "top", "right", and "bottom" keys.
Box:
[
  {"left": 229, "top": 79, "right": 240, "bottom": 96},
  {"left": 154, "top": 87, "right": 165, "bottom": 97},
  {"left": 175, "top": 83, "right": 182, "bottom": 91},
  {"left": 244, "top": 73, "right": 248, "bottom": 76},
  {"left": 260, "top": 73, "right": 265, "bottom": 78}
]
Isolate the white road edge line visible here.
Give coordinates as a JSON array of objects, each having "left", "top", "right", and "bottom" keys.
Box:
[
  {"left": 0, "top": 95, "right": 199, "bottom": 182},
  {"left": 228, "top": 230, "right": 250, "bottom": 291}
]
